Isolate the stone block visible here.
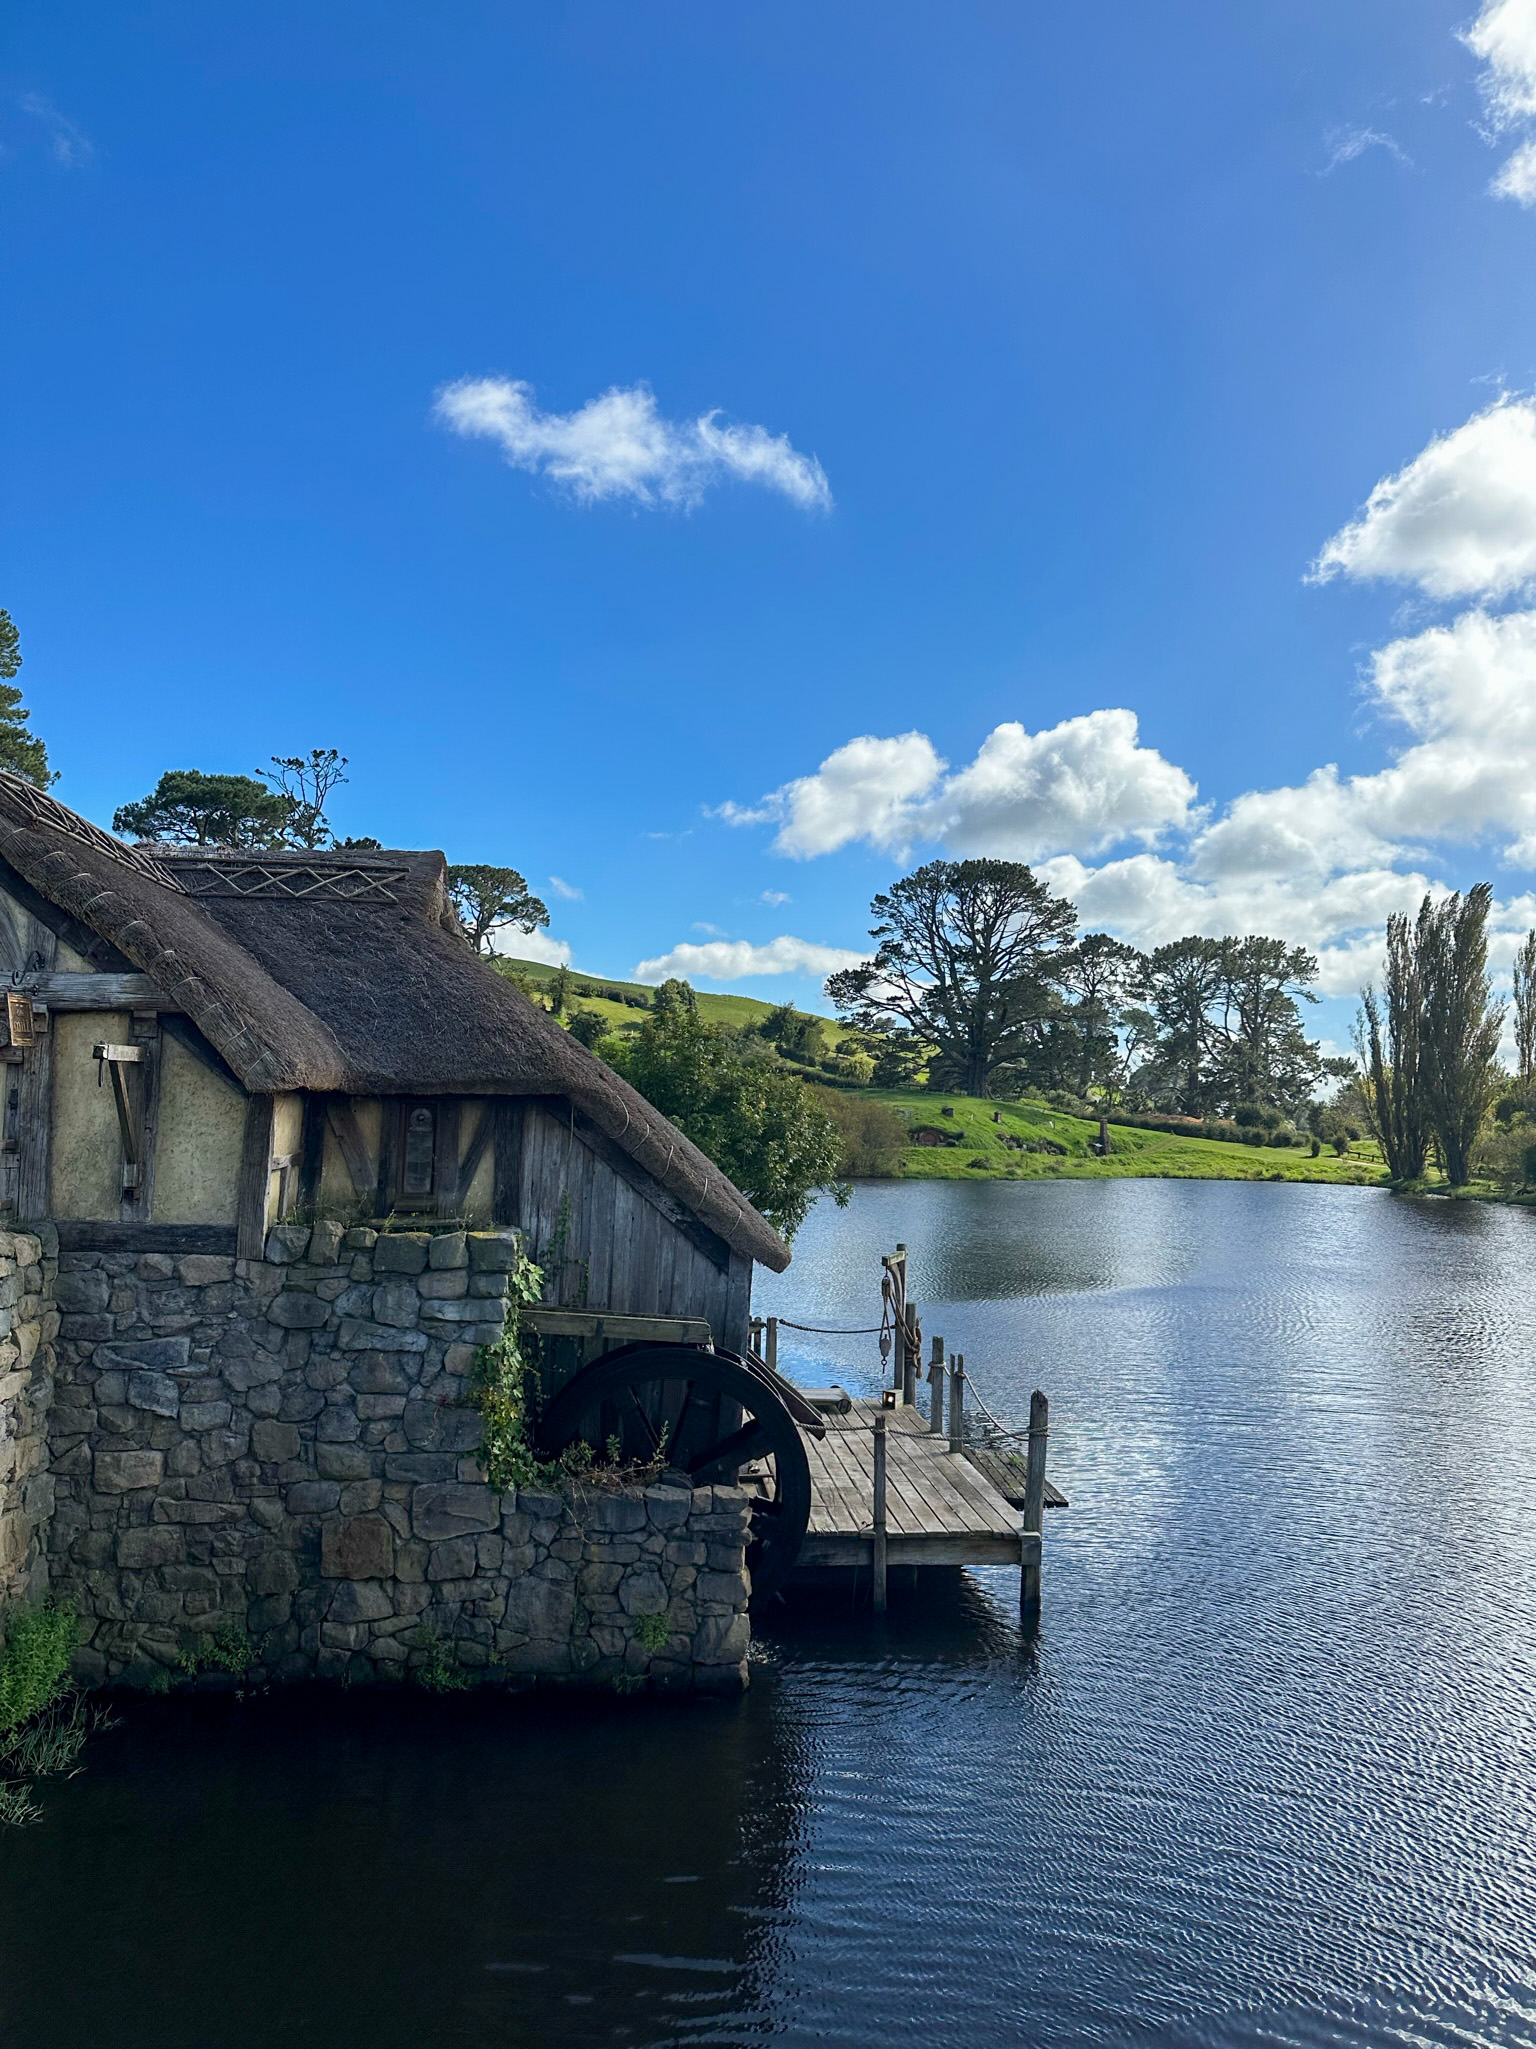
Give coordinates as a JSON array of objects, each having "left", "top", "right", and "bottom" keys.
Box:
[
  {"left": 372, "top": 1280, "right": 423, "bottom": 1330},
  {"left": 166, "top": 1438, "right": 201, "bottom": 1479},
  {"left": 268, "top": 1291, "right": 331, "bottom": 1331},
  {"left": 371, "top": 1234, "right": 430, "bottom": 1276},
  {"left": 56, "top": 1269, "right": 111, "bottom": 1313},
  {"left": 97, "top": 1336, "right": 194, "bottom": 1377},
  {"left": 417, "top": 1298, "right": 504, "bottom": 1327},
  {"left": 339, "top": 1479, "right": 383, "bottom": 1514},
  {"left": 316, "top": 1405, "right": 361, "bottom": 1443},
  {"left": 314, "top": 1443, "right": 374, "bottom": 1483},
  {"left": 618, "top": 1567, "right": 668, "bottom": 1616},
  {"left": 411, "top": 1482, "right": 499, "bottom": 1541},
  {"left": 427, "top": 1536, "right": 477, "bottom": 1580},
  {"left": 695, "top": 1569, "right": 747, "bottom": 1607},
  {"left": 308, "top": 1219, "right": 347, "bottom": 1266},
  {"left": 116, "top": 1525, "right": 184, "bottom": 1568},
  {"left": 127, "top": 1370, "right": 180, "bottom": 1417},
  {"left": 95, "top": 1449, "right": 165, "bottom": 1493},
  {"left": 403, "top": 1396, "right": 482, "bottom": 1454},
  {"left": 394, "top": 1542, "right": 428, "bottom": 1583},
  {"left": 338, "top": 1319, "right": 427, "bottom": 1354},
  {"left": 350, "top": 1354, "right": 413, "bottom": 1394},
  {"left": 693, "top": 1613, "right": 749, "bottom": 1664},
  {"left": 385, "top": 1452, "right": 461, "bottom": 1483},
  {"left": 327, "top": 1579, "right": 394, "bottom": 1624},
  {"left": 644, "top": 1486, "right": 693, "bottom": 1531},
  {"left": 251, "top": 1420, "right": 301, "bottom": 1463},
  {"left": 428, "top": 1231, "right": 468, "bottom": 1270},
  {"left": 356, "top": 1394, "right": 407, "bottom": 1420},
  {"left": 468, "top": 1273, "right": 510, "bottom": 1298},
  {"left": 278, "top": 1388, "right": 325, "bottom": 1423},
  {"left": 178, "top": 1255, "right": 235, "bottom": 1287},
  {"left": 265, "top": 1225, "right": 312, "bottom": 1264},
  {"left": 583, "top": 1493, "right": 647, "bottom": 1535},
  {"left": 321, "top": 1513, "right": 395, "bottom": 1581},
  {"left": 181, "top": 1401, "right": 232, "bottom": 1433},
  {"left": 343, "top": 1226, "right": 378, "bottom": 1252},
  {"left": 286, "top": 1480, "right": 341, "bottom": 1514},
  {"left": 467, "top": 1230, "right": 521, "bottom": 1273},
  {"left": 417, "top": 1269, "right": 468, "bottom": 1300},
  {"left": 249, "top": 1551, "right": 299, "bottom": 1597}
]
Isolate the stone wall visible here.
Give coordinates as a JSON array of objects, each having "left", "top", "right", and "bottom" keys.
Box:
[
  {"left": 44, "top": 1221, "right": 751, "bottom": 1693},
  {"left": 0, "top": 1227, "right": 58, "bottom": 1615}
]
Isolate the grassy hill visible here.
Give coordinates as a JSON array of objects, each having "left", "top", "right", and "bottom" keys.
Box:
[{"left": 494, "top": 957, "right": 820, "bottom": 1035}]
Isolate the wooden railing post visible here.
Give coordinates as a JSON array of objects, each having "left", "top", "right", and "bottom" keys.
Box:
[
  {"left": 1020, "top": 1389, "right": 1048, "bottom": 1618},
  {"left": 872, "top": 1412, "right": 888, "bottom": 1613},
  {"left": 927, "top": 1336, "right": 945, "bottom": 1435},
  {"left": 902, "top": 1302, "right": 919, "bottom": 1405},
  {"left": 749, "top": 1315, "right": 763, "bottom": 1357},
  {"left": 765, "top": 1315, "right": 779, "bottom": 1374},
  {"left": 948, "top": 1353, "right": 965, "bottom": 1454}
]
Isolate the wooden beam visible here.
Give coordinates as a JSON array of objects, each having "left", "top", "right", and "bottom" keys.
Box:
[
  {"left": 492, "top": 1099, "right": 523, "bottom": 1226},
  {"left": 25, "top": 972, "right": 177, "bottom": 1011},
  {"left": 519, "top": 1305, "right": 713, "bottom": 1346},
  {"left": 433, "top": 1096, "right": 461, "bottom": 1216},
  {"left": 15, "top": 909, "right": 56, "bottom": 1224},
  {"left": 535, "top": 1097, "right": 732, "bottom": 1275},
  {"left": 236, "top": 1094, "right": 275, "bottom": 1260},
  {"left": 457, "top": 1103, "right": 494, "bottom": 1200},
  {"left": 298, "top": 1094, "right": 326, "bottom": 1214},
  {"left": 126, "top": 1010, "right": 162, "bottom": 1222},
  {"left": 91, "top": 1041, "right": 144, "bottom": 1064},
  {"left": 326, "top": 1098, "right": 374, "bottom": 1199},
  {"left": 56, "top": 1221, "right": 237, "bottom": 1255}
]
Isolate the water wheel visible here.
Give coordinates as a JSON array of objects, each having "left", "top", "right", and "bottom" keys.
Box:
[{"left": 535, "top": 1343, "right": 818, "bottom": 1602}]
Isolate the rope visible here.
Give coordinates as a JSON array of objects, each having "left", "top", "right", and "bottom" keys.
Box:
[{"left": 769, "top": 1318, "right": 886, "bottom": 1336}]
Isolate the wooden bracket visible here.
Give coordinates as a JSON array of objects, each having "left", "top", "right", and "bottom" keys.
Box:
[{"left": 93, "top": 1040, "right": 151, "bottom": 1205}]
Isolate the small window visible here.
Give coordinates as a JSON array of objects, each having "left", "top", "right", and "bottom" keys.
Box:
[{"left": 401, "top": 1105, "right": 435, "bottom": 1198}]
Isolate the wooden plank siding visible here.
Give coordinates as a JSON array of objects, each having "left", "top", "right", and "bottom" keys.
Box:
[{"left": 516, "top": 1100, "right": 751, "bottom": 1352}]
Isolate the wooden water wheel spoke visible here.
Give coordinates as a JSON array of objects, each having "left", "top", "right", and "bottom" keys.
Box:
[{"left": 535, "top": 1342, "right": 814, "bottom": 1602}]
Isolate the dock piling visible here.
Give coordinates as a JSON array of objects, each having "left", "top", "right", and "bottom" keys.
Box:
[
  {"left": 927, "top": 1336, "right": 945, "bottom": 1435},
  {"left": 765, "top": 1316, "right": 779, "bottom": 1374},
  {"left": 1020, "top": 1389, "right": 1049, "bottom": 1617},
  {"left": 872, "top": 1412, "right": 888, "bottom": 1612},
  {"left": 947, "top": 1353, "right": 965, "bottom": 1454}
]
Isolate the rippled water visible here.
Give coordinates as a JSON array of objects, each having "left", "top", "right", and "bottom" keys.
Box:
[{"left": 5, "top": 1180, "right": 1536, "bottom": 2049}]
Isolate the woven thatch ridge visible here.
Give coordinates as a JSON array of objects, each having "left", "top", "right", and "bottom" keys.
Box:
[{"left": 0, "top": 777, "right": 788, "bottom": 1269}]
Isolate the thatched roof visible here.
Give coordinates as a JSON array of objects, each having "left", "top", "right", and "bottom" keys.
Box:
[{"left": 0, "top": 775, "right": 789, "bottom": 1269}]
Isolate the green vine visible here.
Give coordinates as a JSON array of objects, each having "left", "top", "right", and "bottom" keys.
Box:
[{"left": 467, "top": 1248, "right": 553, "bottom": 1492}]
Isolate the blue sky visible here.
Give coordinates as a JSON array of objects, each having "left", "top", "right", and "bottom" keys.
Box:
[{"left": 8, "top": 1, "right": 1536, "bottom": 1043}]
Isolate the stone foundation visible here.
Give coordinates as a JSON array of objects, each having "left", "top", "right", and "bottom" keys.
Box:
[
  {"left": 38, "top": 1222, "right": 750, "bottom": 1693},
  {"left": 0, "top": 1228, "right": 58, "bottom": 1614}
]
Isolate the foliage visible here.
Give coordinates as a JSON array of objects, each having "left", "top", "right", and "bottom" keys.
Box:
[
  {"left": 413, "top": 1628, "right": 471, "bottom": 1692},
  {"left": 1475, "top": 1120, "right": 1536, "bottom": 1193},
  {"left": 633, "top": 1611, "right": 671, "bottom": 1654},
  {"left": 114, "top": 769, "right": 294, "bottom": 848},
  {"left": 757, "top": 1003, "right": 826, "bottom": 1063},
  {"left": 1131, "top": 937, "right": 1320, "bottom": 1116},
  {"left": 1357, "top": 907, "right": 1430, "bottom": 1182},
  {"left": 176, "top": 1619, "right": 256, "bottom": 1678},
  {"left": 565, "top": 1006, "right": 608, "bottom": 1048},
  {"left": 0, "top": 609, "right": 54, "bottom": 788},
  {"left": 547, "top": 964, "right": 572, "bottom": 1017},
  {"left": 260, "top": 748, "right": 349, "bottom": 848},
  {"left": 605, "top": 995, "right": 845, "bottom": 1235},
  {"left": 446, "top": 864, "right": 550, "bottom": 955},
  {"left": 811, "top": 1087, "right": 908, "bottom": 1178},
  {"left": 0, "top": 1604, "right": 77, "bottom": 1735},
  {"left": 1415, "top": 885, "right": 1504, "bottom": 1187},
  {"left": 1513, "top": 930, "right": 1536, "bottom": 1087},
  {"left": 465, "top": 1248, "right": 550, "bottom": 1492},
  {"left": 829, "top": 859, "right": 1077, "bottom": 1099}
]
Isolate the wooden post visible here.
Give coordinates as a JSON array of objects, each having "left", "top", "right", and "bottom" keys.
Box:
[
  {"left": 1099, "top": 1114, "right": 1110, "bottom": 1157},
  {"left": 871, "top": 1412, "right": 888, "bottom": 1613},
  {"left": 948, "top": 1353, "right": 965, "bottom": 1454},
  {"left": 749, "top": 1316, "right": 763, "bottom": 1358},
  {"left": 765, "top": 1315, "right": 779, "bottom": 1374},
  {"left": 902, "top": 1302, "right": 919, "bottom": 1405},
  {"left": 927, "top": 1335, "right": 945, "bottom": 1435},
  {"left": 1020, "top": 1389, "right": 1049, "bottom": 1617},
  {"left": 883, "top": 1245, "right": 908, "bottom": 1393}
]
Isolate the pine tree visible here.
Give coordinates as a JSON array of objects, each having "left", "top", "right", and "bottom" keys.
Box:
[{"left": 0, "top": 610, "right": 54, "bottom": 789}]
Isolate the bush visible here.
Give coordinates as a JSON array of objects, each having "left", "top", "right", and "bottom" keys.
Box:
[
  {"left": 0, "top": 1606, "right": 77, "bottom": 1736},
  {"left": 813, "top": 1090, "right": 908, "bottom": 1179}
]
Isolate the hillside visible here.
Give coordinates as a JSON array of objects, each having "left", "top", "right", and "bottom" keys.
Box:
[{"left": 493, "top": 957, "right": 833, "bottom": 1035}]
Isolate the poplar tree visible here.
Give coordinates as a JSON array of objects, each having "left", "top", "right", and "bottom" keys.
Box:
[
  {"left": 1513, "top": 930, "right": 1536, "bottom": 1088},
  {"left": 1356, "top": 910, "right": 1428, "bottom": 1182},
  {"left": 1417, "top": 884, "right": 1504, "bottom": 1187}
]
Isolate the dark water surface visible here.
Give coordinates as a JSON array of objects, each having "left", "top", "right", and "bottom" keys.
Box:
[{"left": 5, "top": 1180, "right": 1536, "bottom": 2049}]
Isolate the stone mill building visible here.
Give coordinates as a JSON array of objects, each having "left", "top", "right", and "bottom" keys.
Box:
[{"left": 0, "top": 773, "right": 796, "bottom": 1692}]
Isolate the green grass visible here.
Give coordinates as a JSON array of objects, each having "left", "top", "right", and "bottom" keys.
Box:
[
  {"left": 867, "top": 1092, "right": 1390, "bottom": 1186},
  {"left": 496, "top": 958, "right": 817, "bottom": 1037}
]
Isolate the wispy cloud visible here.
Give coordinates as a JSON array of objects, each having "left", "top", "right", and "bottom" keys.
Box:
[
  {"left": 760, "top": 889, "right": 792, "bottom": 906},
  {"left": 434, "top": 377, "right": 831, "bottom": 511},
  {"left": 1464, "top": 0, "right": 1536, "bottom": 203},
  {"left": 14, "top": 93, "right": 93, "bottom": 168},
  {"left": 634, "top": 935, "right": 866, "bottom": 984},
  {"left": 1320, "top": 125, "right": 1410, "bottom": 173},
  {"left": 547, "top": 875, "right": 583, "bottom": 901}
]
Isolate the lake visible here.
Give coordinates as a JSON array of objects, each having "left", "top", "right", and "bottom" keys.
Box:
[{"left": 4, "top": 1179, "right": 1536, "bottom": 2049}]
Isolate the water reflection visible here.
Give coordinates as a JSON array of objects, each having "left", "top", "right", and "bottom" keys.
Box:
[{"left": 5, "top": 1182, "right": 1536, "bottom": 2048}]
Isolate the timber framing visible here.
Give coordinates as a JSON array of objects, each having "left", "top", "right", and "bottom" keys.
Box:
[{"left": 55, "top": 1221, "right": 238, "bottom": 1254}]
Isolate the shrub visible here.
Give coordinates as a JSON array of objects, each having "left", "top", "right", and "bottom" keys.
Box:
[
  {"left": 0, "top": 1606, "right": 77, "bottom": 1736},
  {"left": 813, "top": 1091, "right": 908, "bottom": 1179}
]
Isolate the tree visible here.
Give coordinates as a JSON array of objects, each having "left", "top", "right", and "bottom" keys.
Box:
[
  {"left": 1134, "top": 938, "right": 1226, "bottom": 1114},
  {"left": 1356, "top": 906, "right": 1430, "bottom": 1182},
  {"left": 607, "top": 1003, "right": 844, "bottom": 1236},
  {"left": 1417, "top": 884, "right": 1504, "bottom": 1186},
  {"left": 827, "top": 859, "right": 1077, "bottom": 1098},
  {"left": 565, "top": 1007, "right": 608, "bottom": 1048},
  {"left": 1060, "top": 933, "right": 1145, "bottom": 1099},
  {"left": 1514, "top": 930, "right": 1536, "bottom": 1087},
  {"left": 757, "top": 1003, "right": 825, "bottom": 1062},
  {"left": 113, "top": 770, "right": 293, "bottom": 847},
  {"left": 1209, "top": 936, "right": 1321, "bottom": 1113},
  {"left": 445, "top": 865, "right": 550, "bottom": 955},
  {"left": 0, "top": 609, "right": 54, "bottom": 788},
  {"left": 261, "top": 748, "right": 349, "bottom": 848}
]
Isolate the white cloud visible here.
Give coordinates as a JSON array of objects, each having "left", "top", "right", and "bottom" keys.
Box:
[
  {"left": 721, "top": 710, "right": 1194, "bottom": 862},
  {"left": 633, "top": 935, "right": 867, "bottom": 984},
  {"left": 547, "top": 875, "right": 582, "bottom": 900},
  {"left": 760, "top": 889, "right": 792, "bottom": 906},
  {"left": 490, "top": 927, "right": 571, "bottom": 968},
  {"left": 1321, "top": 126, "right": 1410, "bottom": 173},
  {"left": 1312, "top": 399, "right": 1536, "bottom": 600},
  {"left": 15, "top": 93, "right": 93, "bottom": 168},
  {"left": 433, "top": 377, "right": 831, "bottom": 511},
  {"left": 1464, "top": 1, "right": 1536, "bottom": 201}
]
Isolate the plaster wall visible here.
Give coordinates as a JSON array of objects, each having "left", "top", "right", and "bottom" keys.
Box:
[
  {"left": 150, "top": 1036, "right": 244, "bottom": 1225},
  {"left": 49, "top": 1013, "right": 131, "bottom": 1219}
]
